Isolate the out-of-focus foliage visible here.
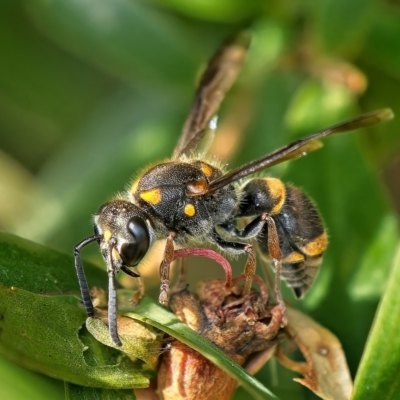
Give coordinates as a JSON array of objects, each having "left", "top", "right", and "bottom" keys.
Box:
[{"left": 0, "top": 0, "right": 399, "bottom": 399}]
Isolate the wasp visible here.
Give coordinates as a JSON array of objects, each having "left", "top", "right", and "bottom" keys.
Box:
[{"left": 74, "top": 31, "right": 393, "bottom": 345}]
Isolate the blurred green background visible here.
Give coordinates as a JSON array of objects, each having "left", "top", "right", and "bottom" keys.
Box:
[{"left": 1, "top": 0, "right": 399, "bottom": 399}]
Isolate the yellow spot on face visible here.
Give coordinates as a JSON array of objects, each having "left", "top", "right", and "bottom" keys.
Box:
[
  {"left": 266, "top": 178, "right": 286, "bottom": 214},
  {"left": 200, "top": 163, "right": 213, "bottom": 177},
  {"left": 112, "top": 247, "right": 119, "bottom": 260},
  {"left": 103, "top": 230, "right": 112, "bottom": 241},
  {"left": 184, "top": 204, "right": 196, "bottom": 217},
  {"left": 140, "top": 188, "right": 162, "bottom": 205},
  {"left": 283, "top": 252, "right": 305, "bottom": 263},
  {"left": 302, "top": 232, "right": 328, "bottom": 257}
]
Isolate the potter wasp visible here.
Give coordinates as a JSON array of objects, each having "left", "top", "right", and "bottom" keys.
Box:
[{"left": 74, "top": 31, "right": 393, "bottom": 345}]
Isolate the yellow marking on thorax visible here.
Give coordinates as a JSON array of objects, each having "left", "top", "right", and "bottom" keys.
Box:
[
  {"left": 184, "top": 204, "right": 196, "bottom": 217},
  {"left": 131, "top": 178, "right": 140, "bottom": 194},
  {"left": 140, "top": 188, "right": 162, "bottom": 205},
  {"left": 200, "top": 162, "right": 213, "bottom": 177},
  {"left": 103, "top": 230, "right": 112, "bottom": 241},
  {"left": 302, "top": 232, "right": 328, "bottom": 256},
  {"left": 266, "top": 178, "right": 286, "bottom": 214}
]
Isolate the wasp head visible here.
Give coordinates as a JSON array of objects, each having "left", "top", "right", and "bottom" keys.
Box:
[{"left": 94, "top": 199, "right": 156, "bottom": 269}]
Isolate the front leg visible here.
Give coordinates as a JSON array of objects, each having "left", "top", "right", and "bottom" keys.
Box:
[
  {"left": 159, "top": 232, "right": 177, "bottom": 305},
  {"left": 106, "top": 237, "right": 122, "bottom": 346},
  {"left": 211, "top": 229, "right": 256, "bottom": 296},
  {"left": 218, "top": 215, "right": 266, "bottom": 240}
]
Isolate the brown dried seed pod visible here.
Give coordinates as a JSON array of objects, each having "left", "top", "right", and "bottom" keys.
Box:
[{"left": 157, "top": 279, "right": 285, "bottom": 400}]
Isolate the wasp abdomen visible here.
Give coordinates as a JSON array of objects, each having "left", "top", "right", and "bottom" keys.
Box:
[{"left": 238, "top": 178, "right": 328, "bottom": 298}]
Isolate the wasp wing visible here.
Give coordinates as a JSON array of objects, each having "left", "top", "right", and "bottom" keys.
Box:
[
  {"left": 172, "top": 31, "right": 251, "bottom": 159},
  {"left": 205, "top": 108, "right": 394, "bottom": 193}
]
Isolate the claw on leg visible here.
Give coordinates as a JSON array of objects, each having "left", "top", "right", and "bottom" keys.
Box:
[
  {"left": 131, "top": 275, "right": 145, "bottom": 304},
  {"left": 242, "top": 244, "right": 256, "bottom": 296}
]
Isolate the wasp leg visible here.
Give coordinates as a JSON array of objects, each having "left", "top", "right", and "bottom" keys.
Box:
[
  {"left": 232, "top": 274, "right": 269, "bottom": 303},
  {"left": 211, "top": 229, "right": 256, "bottom": 296},
  {"left": 173, "top": 248, "right": 233, "bottom": 288},
  {"left": 262, "top": 214, "right": 287, "bottom": 326},
  {"left": 218, "top": 215, "right": 266, "bottom": 240},
  {"left": 107, "top": 238, "right": 122, "bottom": 346},
  {"left": 159, "top": 232, "right": 177, "bottom": 305}
]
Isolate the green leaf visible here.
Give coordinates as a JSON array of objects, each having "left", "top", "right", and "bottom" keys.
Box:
[
  {"left": 0, "top": 355, "right": 64, "bottom": 400},
  {"left": 86, "top": 315, "right": 162, "bottom": 369},
  {"left": 119, "top": 294, "right": 279, "bottom": 400},
  {"left": 352, "top": 243, "right": 400, "bottom": 399},
  {"left": 65, "top": 382, "right": 136, "bottom": 400},
  {"left": 0, "top": 231, "right": 105, "bottom": 293},
  {"left": 0, "top": 233, "right": 151, "bottom": 389},
  {"left": 0, "top": 287, "right": 150, "bottom": 388}
]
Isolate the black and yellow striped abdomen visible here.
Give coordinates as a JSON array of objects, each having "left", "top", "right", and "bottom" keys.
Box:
[{"left": 238, "top": 178, "right": 328, "bottom": 297}]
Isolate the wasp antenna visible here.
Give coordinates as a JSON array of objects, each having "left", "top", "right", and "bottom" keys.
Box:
[
  {"left": 74, "top": 235, "right": 101, "bottom": 317},
  {"left": 332, "top": 107, "right": 394, "bottom": 133},
  {"left": 206, "top": 108, "right": 394, "bottom": 193}
]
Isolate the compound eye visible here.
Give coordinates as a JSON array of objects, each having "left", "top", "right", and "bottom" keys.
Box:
[{"left": 120, "top": 217, "right": 150, "bottom": 266}]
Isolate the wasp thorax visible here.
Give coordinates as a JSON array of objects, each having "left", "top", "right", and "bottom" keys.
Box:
[{"left": 94, "top": 200, "right": 155, "bottom": 267}]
